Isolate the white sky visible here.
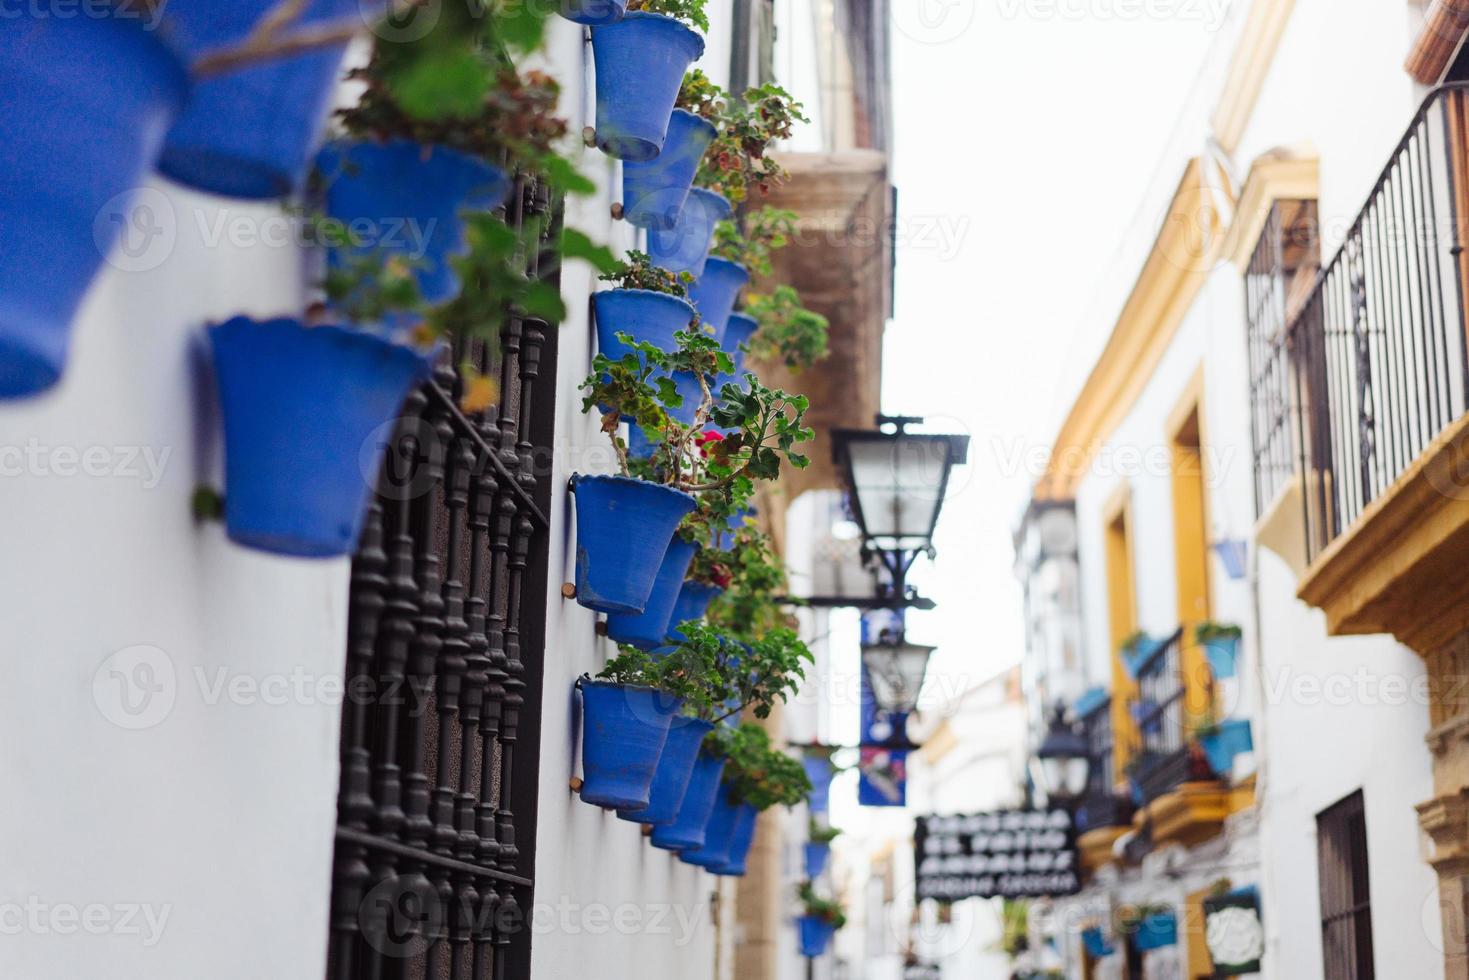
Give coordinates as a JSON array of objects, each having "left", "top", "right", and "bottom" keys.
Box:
[{"left": 884, "top": 0, "right": 1223, "bottom": 696}]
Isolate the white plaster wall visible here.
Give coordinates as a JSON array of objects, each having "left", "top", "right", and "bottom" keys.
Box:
[{"left": 0, "top": 183, "right": 349, "bottom": 979}]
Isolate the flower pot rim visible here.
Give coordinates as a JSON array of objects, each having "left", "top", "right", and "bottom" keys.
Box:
[
  {"left": 595, "top": 287, "right": 698, "bottom": 314},
  {"left": 580, "top": 677, "right": 663, "bottom": 696},
  {"left": 668, "top": 107, "right": 719, "bottom": 138},
  {"left": 597, "top": 9, "right": 707, "bottom": 55},
  {"left": 571, "top": 472, "right": 695, "bottom": 503},
  {"left": 686, "top": 187, "right": 733, "bottom": 211},
  {"left": 208, "top": 316, "right": 436, "bottom": 365},
  {"left": 702, "top": 256, "right": 750, "bottom": 278},
  {"left": 727, "top": 311, "right": 758, "bottom": 326}
]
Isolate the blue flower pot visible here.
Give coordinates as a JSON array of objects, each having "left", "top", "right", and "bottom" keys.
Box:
[
  {"left": 664, "top": 371, "right": 707, "bottom": 427},
  {"left": 208, "top": 317, "right": 433, "bottom": 558},
  {"left": 158, "top": 0, "right": 378, "bottom": 199},
  {"left": 651, "top": 752, "right": 726, "bottom": 851},
  {"left": 623, "top": 109, "right": 718, "bottom": 230},
  {"left": 606, "top": 537, "right": 697, "bottom": 649},
  {"left": 721, "top": 312, "right": 759, "bottom": 380},
  {"left": 1081, "top": 927, "right": 1115, "bottom": 958},
  {"left": 804, "top": 842, "right": 830, "bottom": 879},
  {"left": 666, "top": 581, "right": 723, "bottom": 642},
  {"left": 1204, "top": 635, "right": 1241, "bottom": 680},
  {"left": 617, "top": 717, "right": 714, "bottom": 824},
  {"left": 648, "top": 188, "right": 730, "bottom": 276},
  {"left": 591, "top": 13, "right": 705, "bottom": 161},
  {"left": 798, "top": 916, "right": 837, "bottom": 958},
  {"left": 0, "top": 19, "right": 187, "bottom": 400},
  {"left": 1121, "top": 635, "right": 1165, "bottom": 680},
  {"left": 711, "top": 805, "right": 759, "bottom": 876},
  {"left": 594, "top": 289, "right": 697, "bottom": 363},
  {"left": 804, "top": 756, "right": 835, "bottom": 814},
  {"left": 1200, "top": 719, "right": 1253, "bottom": 776},
  {"left": 1133, "top": 912, "right": 1177, "bottom": 951},
  {"left": 316, "top": 140, "right": 510, "bottom": 310},
  {"left": 679, "top": 786, "right": 741, "bottom": 868},
  {"left": 560, "top": 0, "right": 627, "bottom": 25},
  {"left": 578, "top": 680, "right": 682, "bottom": 809},
  {"left": 715, "top": 507, "right": 753, "bottom": 550},
  {"left": 689, "top": 258, "right": 750, "bottom": 343},
  {"left": 572, "top": 475, "right": 696, "bottom": 614}
]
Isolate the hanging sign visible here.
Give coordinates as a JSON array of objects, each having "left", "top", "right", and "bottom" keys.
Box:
[
  {"left": 1204, "top": 888, "right": 1264, "bottom": 975},
  {"left": 858, "top": 746, "right": 908, "bottom": 806},
  {"left": 913, "top": 808, "right": 1080, "bottom": 901},
  {"left": 903, "top": 964, "right": 942, "bottom": 980}
]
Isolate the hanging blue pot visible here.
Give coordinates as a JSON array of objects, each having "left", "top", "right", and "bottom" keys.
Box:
[
  {"left": 560, "top": 0, "right": 627, "bottom": 25},
  {"left": 623, "top": 109, "right": 718, "bottom": 230},
  {"left": 651, "top": 751, "right": 726, "bottom": 851},
  {"left": 679, "top": 785, "right": 742, "bottom": 867},
  {"left": 208, "top": 317, "right": 433, "bottom": 558},
  {"left": 0, "top": 19, "right": 187, "bottom": 400},
  {"left": 648, "top": 188, "right": 730, "bottom": 276},
  {"left": 711, "top": 805, "right": 759, "bottom": 876},
  {"left": 1203, "top": 634, "right": 1241, "bottom": 679},
  {"left": 804, "top": 755, "right": 835, "bottom": 814},
  {"left": 1121, "top": 634, "right": 1164, "bottom": 679},
  {"left": 605, "top": 538, "right": 698, "bottom": 649},
  {"left": 666, "top": 581, "right": 723, "bottom": 642},
  {"left": 158, "top": 0, "right": 378, "bottom": 199},
  {"left": 804, "top": 842, "right": 831, "bottom": 879},
  {"left": 316, "top": 140, "right": 510, "bottom": 310},
  {"left": 797, "top": 916, "right": 837, "bottom": 958},
  {"left": 590, "top": 13, "right": 705, "bottom": 161},
  {"left": 572, "top": 474, "right": 696, "bottom": 614},
  {"left": 689, "top": 258, "right": 750, "bottom": 344},
  {"left": 1200, "top": 719, "right": 1253, "bottom": 776},
  {"left": 1081, "top": 927, "right": 1115, "bottom": 958},
  {"left": 1133, "top": 911, "right": 1177, "bottom": 952},
  {"left": 721, "top": 312, "right": 760, "bottom": 380},
  {"left": 664, "top": 371, "right": 707, "bottom": 427},
  {"left": 578, "top": 680, "right": 682, "bottom": 809},
  {"left": 594, "top": 289, "right": 698, "bottom": 363},
  {"left": 618, "top": 717, "right": 715, "bottom": 824}
]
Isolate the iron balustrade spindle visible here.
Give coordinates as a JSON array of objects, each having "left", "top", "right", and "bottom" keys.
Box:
[
  {"left": 1077, "top": 697, "right": 1133, "bottom": 831},
  {"left": 1247, "top": 85, "right": 1469, "bottom": 562},
  {"left": 324, "top": 174, "right": 558, "bottom": 980},
  {"left": 1130, "top": 628, "right": 1189, "bottom": 804}
]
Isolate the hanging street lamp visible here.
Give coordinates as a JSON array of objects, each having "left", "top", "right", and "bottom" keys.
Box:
[
  {"left": 1033, "top": 705, "right": 1092, "bottom": 807},
  {"left": 861, "top": 632, "right": 937, "bottom": 715},
  {"left": 800, "top": 415, "right": 970, "bottom": 611}
]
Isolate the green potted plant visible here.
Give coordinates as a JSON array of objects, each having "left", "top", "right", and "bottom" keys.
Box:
[
  {"left": 693, "top": 207, "right": 798, "bottom": 340},
  {"left": 622, "top": 70, "right": 727, "bottom": 229},
  {"left": 796, "top": 882, "right": 847, "bottom": 957},
  {"left": 741, "top": 285, "right": 830, "bottom": 375},
  {"left": 805, "top": 820, "right": 841, "bottom": 878},
  {"left": 681, "top": 723, "right": 810, "bottom": 873},
  {"left": 1195, "top": 621, "right": 1243, "bottom": 679}
]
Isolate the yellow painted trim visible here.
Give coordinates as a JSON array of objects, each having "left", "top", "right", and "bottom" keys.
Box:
[
  {"left": 1167, "top": 368, "right": 1215, "bottom": 723},
  {"left": 1036, "top": 161, "right": 1226, "bottom": 501},
  {"left": 1228, "top": 774, "right": 1258, "bottom": 815},
  {"left": 1220, "top": 154, "right": 1320, "bottom": 273},
  {"left": 1103, "top": 486, "right": 1140, "bottom": 780},
  {"left": 1138, "top": 781, "right": 1232, "bottom": 848},
  {"left": 1078, "top": 826, "right": 1128, "bottom": 873},
  {"left": 1298, "top": 411, "right": 1469, "bottom": 654},
  {"left": 1183, "top": 885, "right": 1214, "bottom": 978},
  {"left": 1211, "top": 0, "right": 1297, "bottom": 155}
]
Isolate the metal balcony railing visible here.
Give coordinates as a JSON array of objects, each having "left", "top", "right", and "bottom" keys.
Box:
[
  {"left": 1253, "top": 85, "right": 1469, "bottom": 561},
  {"left": 1077, "top": 696, "right": 1134, "bottom": 832},
  {"left": 1130, "top": 628, "right": 1190, "bottom": 804}
]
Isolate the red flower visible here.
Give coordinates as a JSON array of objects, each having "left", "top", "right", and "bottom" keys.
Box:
[{"left": 696, "top": 430, "right": 725, "bottom": 458}]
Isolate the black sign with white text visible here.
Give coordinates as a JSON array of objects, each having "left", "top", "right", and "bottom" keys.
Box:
[{"left": 914, "top": 808, "right": 1080, "bottom": 901}]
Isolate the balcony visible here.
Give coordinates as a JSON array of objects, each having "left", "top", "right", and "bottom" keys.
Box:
[
  {"left": 1251, "top": 84, "right": 1469, "bottom": 655},
  {"left": 1128, "top": 628, "right": 1193, "bottom": 804},
  {"left": 1074, "top": 694, "right": 1134, "bottom": 871}
]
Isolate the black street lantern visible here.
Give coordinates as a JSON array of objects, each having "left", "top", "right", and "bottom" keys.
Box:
[
  {"left": 862, "top": 636, "right": 936, "bottom": 715},
  {"left": 1035, "top": 706, "right": 1091, "bottom": 805},
  {"left": 822, "top": 415, "right": 970, "bottom": 611}
]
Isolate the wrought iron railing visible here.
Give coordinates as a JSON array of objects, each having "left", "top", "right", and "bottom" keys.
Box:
[
  {"left": 1255, "top": 85, "right": 1469, "bottom": 561},
  {"left": 1130, "top": 628, "right": 1190, "bottom": 804},
  {"left": 324, "top": 176, "right": 559, "bottom": 980},
  {"left": 1077, "top": 696, "right": 1133, "bottom": 831}
]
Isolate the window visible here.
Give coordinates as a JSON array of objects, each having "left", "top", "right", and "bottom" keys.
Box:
[
  {"left": 323, "top": 177, "right": 560, "bottom": 980},
  {"left": 1318, "top": 791, "right": 1375, "bottom": 980}
]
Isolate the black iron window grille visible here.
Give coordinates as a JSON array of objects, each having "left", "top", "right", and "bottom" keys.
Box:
[
  {"left": 1317, "top": 791, "right": 1375, "bottom": 980},
  {"left": 325, "top": 175, "right": 560, "bottom": 980},
  {"left": 1129, "top": 627, "right": 1189, "bottom": 804},
  {"left": 1246, "top": 198, "right": 1319, "bottom": 516},
  {"left": 1253, "top": 85, "right": 1469, "bottom": 562}
]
